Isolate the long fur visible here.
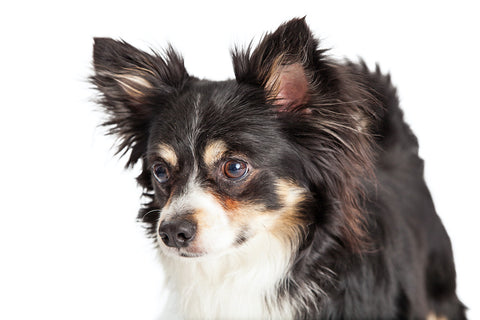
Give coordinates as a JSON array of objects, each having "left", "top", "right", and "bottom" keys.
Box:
[{"left": 92, "top": 18, "right": 466, "bottom": 319}]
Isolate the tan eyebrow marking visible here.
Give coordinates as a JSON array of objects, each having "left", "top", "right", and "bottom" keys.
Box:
[
  {"left": 203, "top": 140, "right": 228, "bottom": 167},
  {"left": 158, "top": 143, "right": 178, "bottom": 167}
]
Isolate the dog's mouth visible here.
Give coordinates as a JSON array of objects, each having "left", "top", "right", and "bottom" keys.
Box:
[
  {"left": 158, "top": 244, "right": 207, "bottom": 258},
  {"left": 159, "top": 244, "right": 226, "bottom": 259},
  {"left": 179, "top": 251, "right": 205, "bottom": 258}
]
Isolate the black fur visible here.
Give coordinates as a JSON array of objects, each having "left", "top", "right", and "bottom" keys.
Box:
[{"left": 92, "top": 18, "right": 466, "bottom": 319}]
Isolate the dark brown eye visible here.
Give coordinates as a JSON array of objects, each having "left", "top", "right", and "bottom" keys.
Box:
[
  {"left": 223, "top": 160, "right": 248, "bottom": 180},
  {"left": 152, "top": 163, "right": 169, "bottom": 183}
]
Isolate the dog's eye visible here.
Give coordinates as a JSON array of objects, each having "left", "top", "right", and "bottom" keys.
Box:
[
  {"left": 223, "top": 160, "right": 248, "bottom": 180},
  {"left": 152, "top": 164, "right": 170, "bottom": 183}
]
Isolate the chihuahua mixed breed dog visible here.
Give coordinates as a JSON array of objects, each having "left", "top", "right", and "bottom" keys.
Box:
[{"left": 92, "top": 18, "right": 465, "bottom": 319}]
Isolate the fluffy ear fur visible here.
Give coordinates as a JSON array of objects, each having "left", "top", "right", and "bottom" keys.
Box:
[
  {"left": 91, "top": 38, "right": 189, "bottom": 166},
  {"left": 232, "top": 17, "right": 328, "bottom": 112},
  {"left": 233, "top": 18, "right": 377, "bottom": 253}
]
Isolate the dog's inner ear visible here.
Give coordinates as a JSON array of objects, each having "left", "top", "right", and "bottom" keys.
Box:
[
  {"left": 113, "top": 71, "right": 154, "bottom": 101},
  {"left": 232, "top": 18, "right": 320, "bottom": 113},
  {"left": 265, "top": 62, "right": 310, "bottom": 112}
]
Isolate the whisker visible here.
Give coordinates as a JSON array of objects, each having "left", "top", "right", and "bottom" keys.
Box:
[{"left": 138, "top": 209, "right": 162, "bottom": 222}]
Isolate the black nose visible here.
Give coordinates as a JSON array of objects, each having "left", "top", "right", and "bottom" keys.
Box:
[{"left": 158, "top": 219, "right": 197, "bottom": 248}]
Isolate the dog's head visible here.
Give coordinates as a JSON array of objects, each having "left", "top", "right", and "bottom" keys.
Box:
[{"left": 92, "top": 18, "right": 374, "bottom": 259}]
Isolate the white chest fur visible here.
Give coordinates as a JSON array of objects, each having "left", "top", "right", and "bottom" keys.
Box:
[{"left": 159, "top": 233, "right": 295, "bottom": 320}]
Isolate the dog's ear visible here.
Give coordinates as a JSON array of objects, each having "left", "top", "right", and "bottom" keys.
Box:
[
  {"left": 91, "top": 38, "right": 189, "bottom": 166},
  {"left": 232, "top": 17, "right": 326, "bottom": 112}
]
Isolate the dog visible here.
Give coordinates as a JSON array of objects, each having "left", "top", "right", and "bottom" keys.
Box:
[{"left": 91, "top": 18, "right": 466, "bottom": 319}]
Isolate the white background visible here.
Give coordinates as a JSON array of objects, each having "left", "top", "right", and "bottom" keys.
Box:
[{"left": 1, "top": 1, "right": 478, "bottom": 319}]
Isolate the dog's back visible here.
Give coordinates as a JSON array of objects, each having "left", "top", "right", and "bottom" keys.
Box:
[{"left": 341, "top": 63, "right": 466, "bottom": 319}]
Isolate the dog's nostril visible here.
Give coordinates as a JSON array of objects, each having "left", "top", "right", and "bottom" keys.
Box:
[
  {"left": 177, "top": 232, "right": 190, "bottom": 242},
  {"left": 159, "top": 231, "right": 170, "bottom": 243},
  {"left": 158, "top": 219, "right": 196, "bottom": 248}
]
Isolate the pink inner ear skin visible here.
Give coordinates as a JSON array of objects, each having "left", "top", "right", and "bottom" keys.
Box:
[{"left": 275, "top": 63, "right": 309, "bottom": 113}]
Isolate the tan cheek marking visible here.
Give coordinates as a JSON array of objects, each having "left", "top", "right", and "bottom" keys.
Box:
[
  {"left": 275, "top": 179, "right": 307, "bottom": 207},
  {"left": 224, "top": 198, "right": 240, "bottom": 211},
  {"left": 212, "top": 193, "right": 241, "bottom": 212},
  {"left": 268, "top": 179, "right": 309, "bottom": 245},
  {"left": 203, "top": 140, "right": 227, "bottom": 167},
  {"left": 216, "top": 179, "right": 308, "bottom": 246},
  {"left": 157, "top": 143, "right": 178, "bottom": 167},
  {"left": 211, "top": 193, "right": 266, "bottom": 231}
]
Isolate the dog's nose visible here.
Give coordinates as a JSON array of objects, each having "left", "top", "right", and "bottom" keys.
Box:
[{"left": 158, "top": 219, "right": 197, "bottom": 248}]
